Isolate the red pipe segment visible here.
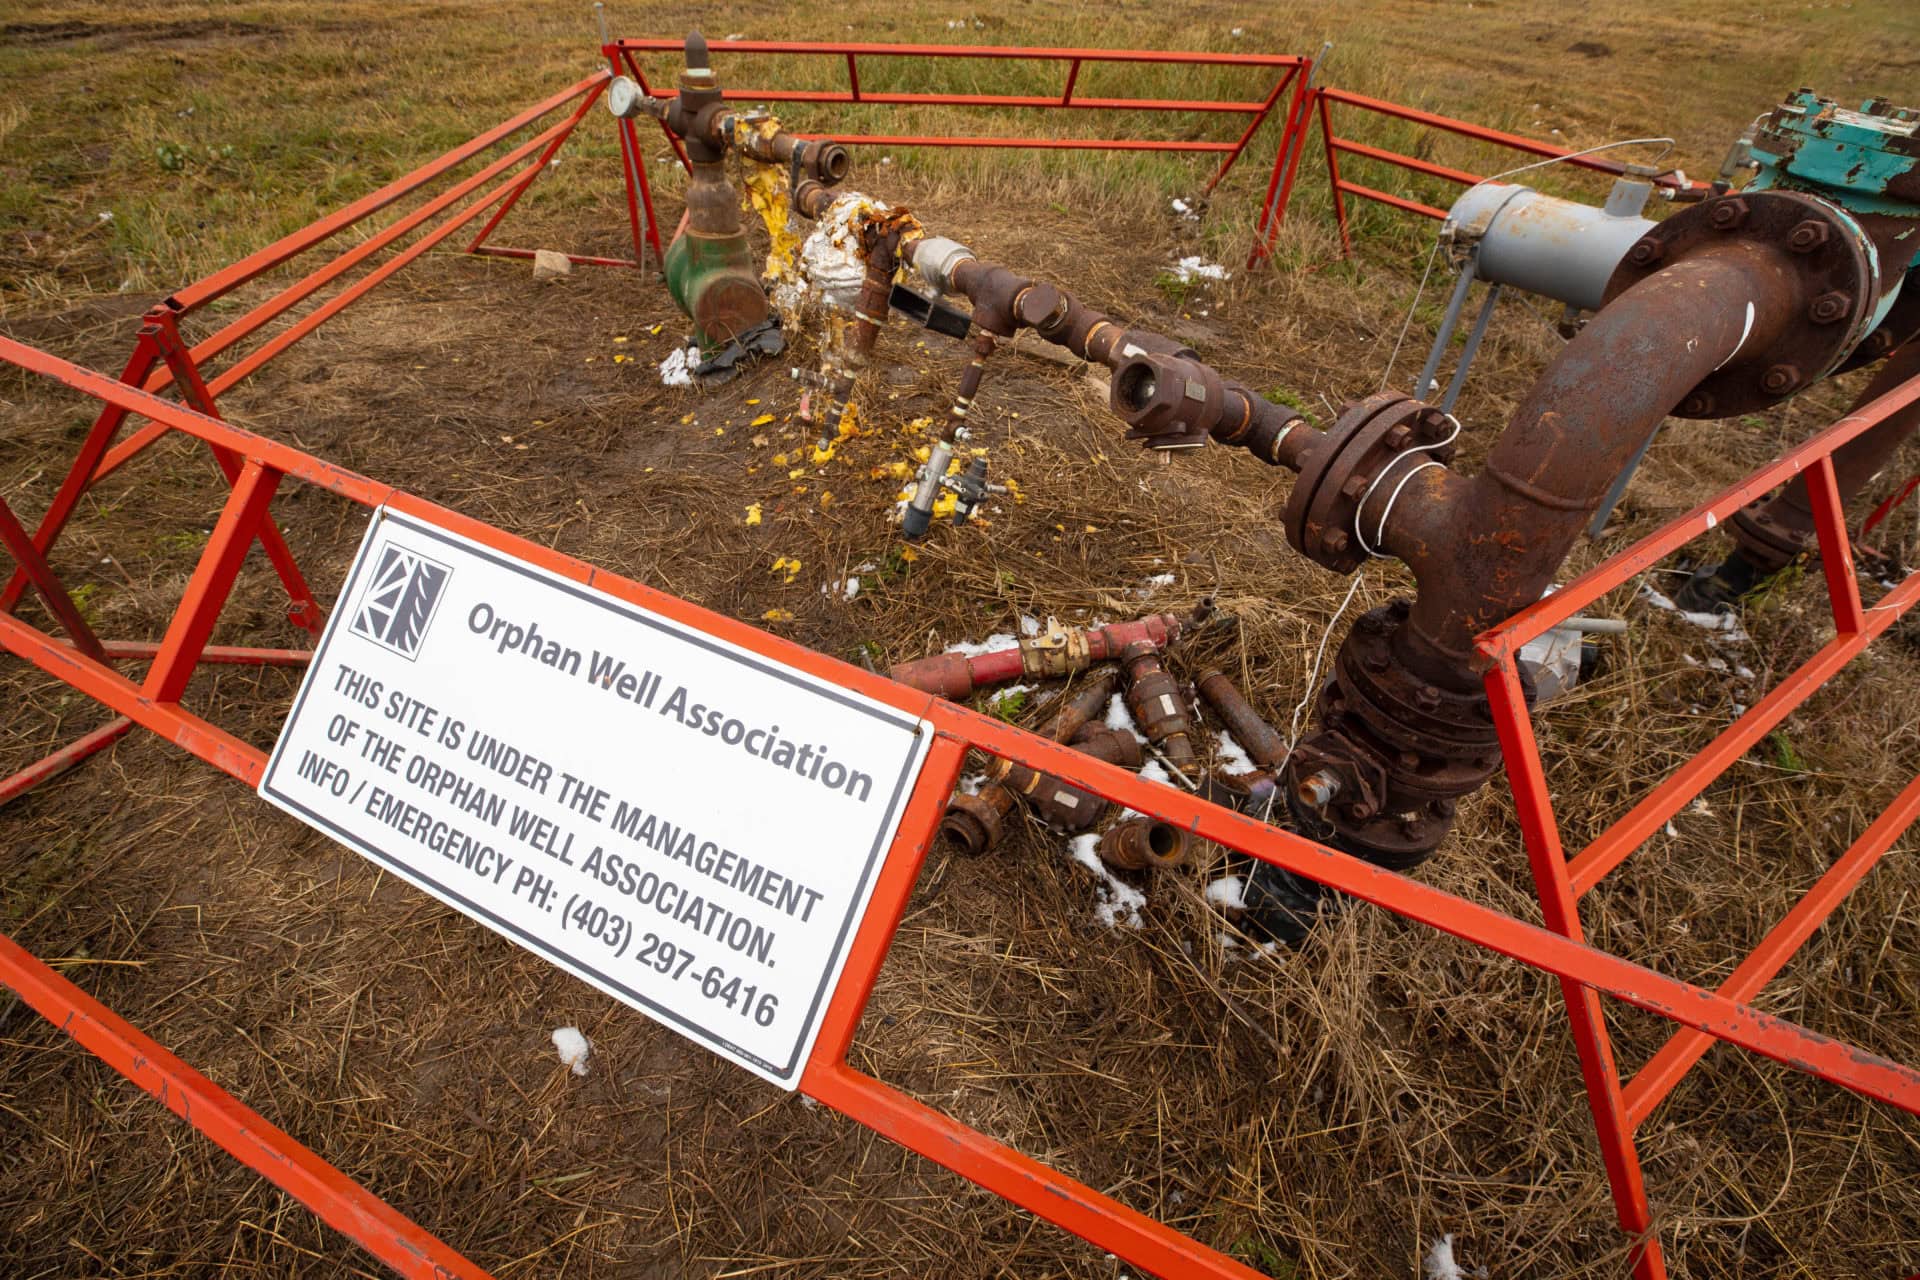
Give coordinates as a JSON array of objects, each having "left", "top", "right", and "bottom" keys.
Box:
[{"left": 889, "top": 614, "right": 1182, "bottom": 699}]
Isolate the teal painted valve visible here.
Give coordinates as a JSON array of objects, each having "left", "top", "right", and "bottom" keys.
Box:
[{"left": 1747, "top": 90, "right": 1920, "bottom": 232}]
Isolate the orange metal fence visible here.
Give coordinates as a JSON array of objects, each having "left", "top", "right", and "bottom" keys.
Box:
[
  {"left": 1304, "top": 87, "right": 1713, "bottom": 255},
  {"left": 607, "top": 37, "right": 1317, "bottom": 272},
  {"left": 2, "top": 47, "right": 1919, "bottom": 1280}
]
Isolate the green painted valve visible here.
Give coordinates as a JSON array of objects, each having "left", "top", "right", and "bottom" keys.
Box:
[{"left": 664, "top": 224, "right": 767, "bottom": 354}]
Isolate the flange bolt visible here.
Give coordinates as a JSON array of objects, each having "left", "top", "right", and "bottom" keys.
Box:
[
  {"left": 1761, "top": 363, "right": 1801, "bottom": 394},
  {"left": 1708, "top": 198, "right": 1748, "bottom": 230},
  {"left": 1788, "top": 220, "right": 1829, "bottom": 253},
  {"left": 1626, "top": 237, "right": 1663, "bottom": 266},
  {"left": 1808, "top": 291, "right": 1850, "bottom": 325}
]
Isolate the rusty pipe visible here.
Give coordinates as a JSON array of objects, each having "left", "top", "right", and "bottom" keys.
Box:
[
  {"left": 803, "top": 227, "right": 900, "bottom": 448},
  {"left": 1038, "top": 668, "right": 1123, "bottom": 741},
  {"left": 900, "top": 238, "right": 1318, "bottom": 463},
  {"left": 936, "top": 671, "right": 1118, "bottom": 855},
  {"left": 1266, "top": 239, "right": 1805, "bottom": 887},
  {"left": 730, "top": 125, "right": 850, "bottom": 185},
  {"left": 1096, "top": 817, "right": 1192, "bottom": 872},
  {"left": 1119, "top": 640, "right": 1198, "bottom": 770},
  {"left": 891, "top": 615, "right": 1182, "bottom": 699},
  {"left": 939, "top": 787, "right": 1016, "bottom": 857},
  {"left": 1194, "top": 670, "right": 1287, "bottom": 771},
  {"left": 1376, "top": 239, "right": 1801, "bottom": 686},
  {"left": 1729, "top": 335, "right": 1920, "bottom": 571},
  {"left": 981, "top": 716, "right": 1142, "bottom": 831}
]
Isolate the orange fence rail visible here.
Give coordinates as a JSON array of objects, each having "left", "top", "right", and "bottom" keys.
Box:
[
  {"left": 1305, "top": 87, "right": 1713, "bottom": 255},
  {"left": 607, "top": 38, "right": 1318, "bottom": 270}
]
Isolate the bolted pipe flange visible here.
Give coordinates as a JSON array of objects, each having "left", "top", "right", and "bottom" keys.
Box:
[
  {"left": 1603, "top": 188, "right": 1882, "bottom": 417},
  {"left": 1279, "top": 602, "right": 1535, "bottom": 871},
  {"left": 1282, "top": 394, "right": 1452, "bottom": 574},
  {"left": 1835, "top": 269, "right": 1920, "bottom": 374}
]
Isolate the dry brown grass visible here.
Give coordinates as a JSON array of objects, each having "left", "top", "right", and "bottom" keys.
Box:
[{"left": 3, "top": 4, "right": 1920, "bottom": 1280}]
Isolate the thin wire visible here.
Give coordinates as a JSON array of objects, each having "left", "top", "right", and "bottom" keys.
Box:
[
  {"left": 1286, "top": 573, "right": 1367, "bottom": 757},
  {"left": 1353, "top": 412, "right": 1464, "bottom": 557},
  {"left": 1376, "top": 134, "right": 1678, "bottom": 395},
  {"left": 1377, "top": 236, "right": 1444, "bottom": 393}
]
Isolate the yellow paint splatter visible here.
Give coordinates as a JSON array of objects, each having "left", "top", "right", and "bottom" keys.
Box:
[
  {"left": 819, "top": 491, "right": 834, "bottom": 509},
  {"left": 613, "top": 336, "right": 629, "bottom": 344},
  {"left": 770, "top": 556, "right": 802, "bottom": 583},
  {"left": 750, "top": 413, "right": 775, "bottom": 427},
  {"left": 761, "top": 608, "right": 794, "bottom": 622},
  {"left": 744, "top": 503, "right": 762, "bottom": 526},
  {"left": 648, "top": 323, "right": 664, "bottom": 336},
  {"left": 789, "top": 468, "right": 806, "bottom": 480}
]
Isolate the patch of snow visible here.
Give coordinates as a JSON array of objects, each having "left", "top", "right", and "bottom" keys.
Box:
[
  {"left": 956, "top": 773, "right": 988, "bottom": 796},
  {"left": 945, "top": 631, "right": 1019, "bottom": 657},
  {"left": 1104, "top": 694, "right": 1145, "bottom": 740},
  {"left": 1066, "top": 833, "right": 1147, "bottom": 928},
  {"left": 1230, "top": 26, "right": 1245, "bottom": 37},
  {"left": 1131, "top": 571, "right": 1180, "bottom": 598},
  {"left": 821, "top": 575, "right": 861, "bottom": 600},
  {"left": 1169, "top": 255, "right": 1229, "bottom": 283},
  {"left": 1735, "top": 664, "right": 1756, "bottom": 680},
  {"left": 1214, "top": 729, "right": 1256, "bottom": 775},
  {"left": 1170, "top": 197, "right": 1201, "bottom": 221},
  {"left": 1019, "top": 614, "right": 1042, "bottom": 636},
  {"left": 658, "top": 345, "right": 697, "bottom": 388},
  {"left": 552, "top": 1026, "right": 592, "bottom": 1076},
  {"left": 1423, "top": 1234, "right": 1486, "bottom": 1280},
  {"left": 1139, "top": 757, "right": 1172, "bottom": 787},
  {"left": 1206, "top": 875, "right": 1247, "bottom": 910},
  {"left": 1640, "top": 583, "right": 1749, "bottom": 642}
]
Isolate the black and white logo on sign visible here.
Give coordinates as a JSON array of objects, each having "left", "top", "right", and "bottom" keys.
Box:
[{"left": 349, "top": 542, "right": 450, "bottom": 659}]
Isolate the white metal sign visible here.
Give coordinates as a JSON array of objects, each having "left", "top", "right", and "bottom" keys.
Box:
[{"left": 260, "top": 508, "right": 932, "bottom": 1087}]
